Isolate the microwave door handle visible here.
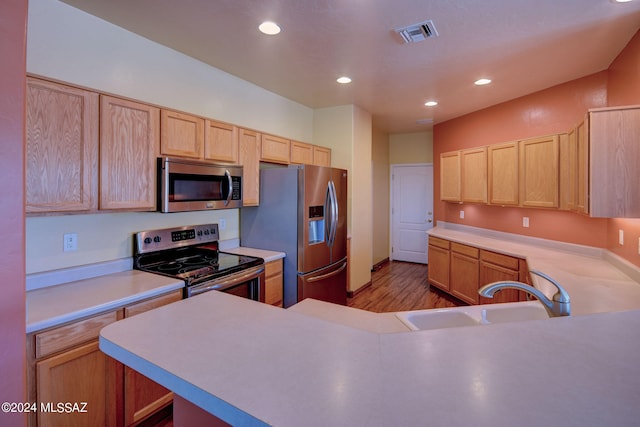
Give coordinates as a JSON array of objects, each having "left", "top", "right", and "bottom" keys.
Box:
[{"left": 224, "top": 169, "right": 232, "bottom": 206}]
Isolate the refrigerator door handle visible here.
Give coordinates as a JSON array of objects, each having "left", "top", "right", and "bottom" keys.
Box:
[
  {"left": 329, "top": 180, "right": 339, "bottom": 247},
  {"left": 306, "top": 261, "right": 347, "bottom": 283},
  {"left": 324, "top": 182, "right": 332, "bottom": 244}
]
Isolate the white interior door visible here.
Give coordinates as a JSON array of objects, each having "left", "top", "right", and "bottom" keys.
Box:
[{"left": 391, "top": 164, "right": 433, "bottom": 263}]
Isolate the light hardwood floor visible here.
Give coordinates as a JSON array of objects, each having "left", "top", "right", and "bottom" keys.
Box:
[{"left": 347, "top": 261, "right": 463, "bottom": 313}]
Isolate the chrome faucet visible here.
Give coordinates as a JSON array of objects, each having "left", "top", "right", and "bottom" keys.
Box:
[{"left": 478, "top": 270, "right": 571, "bottom": 317}]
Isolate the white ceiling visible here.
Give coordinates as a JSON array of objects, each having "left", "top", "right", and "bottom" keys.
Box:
[{"left": 61, "top": 0, "right": 640, "bottom": 133}]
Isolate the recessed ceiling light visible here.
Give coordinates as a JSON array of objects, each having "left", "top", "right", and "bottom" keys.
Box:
[
  {"left": 336, "top": 76, "right": 352, "bottom": 84},
  {"left": 259, "top": 21, "right": 281, "bottom": 35},
  {"left": 614, "top": 0, "right": 633, "bottom": 3},
  {"left": 424, "top": 101, "right": 438, "bottom": 107},
  {"left": 474, "top": 78, "right": 492, "bottom": 86}
]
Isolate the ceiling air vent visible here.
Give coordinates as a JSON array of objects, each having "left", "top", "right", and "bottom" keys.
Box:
[{"left": 395, "top": 20, "right": 439, "bottom": 44}]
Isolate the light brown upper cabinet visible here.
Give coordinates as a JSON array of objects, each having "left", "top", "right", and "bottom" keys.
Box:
[
  {"left": 588, "top": 106, "right": 640, "bottom": 217},
  {"left": 239, "top": 129, "right": 261, "bottom": 206},
  {"left": 100, "top": 95, "right": 159, "bottom": 211},
  {"left": 461, "top": 147, "right": 487, "bottom": 203},
  {"left": 440, "top": 151, "right": 461, "bottom": 202},
  {"left": 290, "top": 140, "right": 314, "bottom": 165},
  {"left": 261, "top": 134, "right": 291, "bottom": 164},
  {"left": 313, "top": 146, "right": 332, "bottom": 166},
  {"left": 26, "top": 77, "right": 99, "bottom": 213},
  {"left": 559, "top": 131, "right": 575, "bottom": 210},
  {"left": 518, "top": 134, "right": 559, "bottom": 208},
  {"left": 204, "top": 120, "right": 239, "bottom": 163},
  {"left": 160, "top": 109, "right": 204, "bottom": 159},
  {"left": 488, "top": 142, "right": 519, "bottom": 206}
]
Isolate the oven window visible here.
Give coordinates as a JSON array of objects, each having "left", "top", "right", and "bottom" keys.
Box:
[{"left": 170, "top": 173, "right": 226, "bottom": 201}]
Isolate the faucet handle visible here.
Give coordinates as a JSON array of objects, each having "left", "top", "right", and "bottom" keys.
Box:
[{"left": 529, "top": 270, "right": 570, "bottom": 303}]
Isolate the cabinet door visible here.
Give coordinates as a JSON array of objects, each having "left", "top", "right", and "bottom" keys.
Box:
[
  {"left": 575, "top": 118, "right": 589, "bottom": 214},
  {"left": 261, "top": 134, "right": 290, "bottom": 164},
  {"left": 204, "top": 120, "right": 238, "bottom": 163},
  {"left": 488, "top": 142, "right": 519, "bottom": 206},
  {"left": 239, "top": 129, "right": 261, "bottom": 206},
  {"left": 313, "top": 146, "right": 331, "bottom": 166},
  {"left": 559, "top": 131, "right": 575, "bottom": 210},
  {"left": 461, "top": 147, "right": 487, "bottom": 203},
  {"left": 160, "top": 109, "right": 204, "bottom": 158},
  {"left": 440, "top": 151, "right": 461, "bottom": 202},
  {"left": 100, "top": 96, "right": 159, "bottom": 210},
  {"left": 519, "top": 135, "right": 559, "bottom": 208},
  {"left": 450, "top": 249, "right": 479, "bottom": 305},
  {"left": 265, "top": 259, "right": 284, "bottom": 307},
  {"left": 37, "top": 341, "right": 116, "bottom": 427},
  {"left": 479, "top": 250, "right": 521, "bottom": 304},
  {"left": 123, "top": 291, "right": 181, "bottom": 426},
  {"left": 589, "top": 107, "right": 640, "bottom": 217},
  {"left": 26, "top": 77, "right": 99, "bottom": 213},
  {"left": 427, "top": 244, "right": 450, "bottom": 291},
  {"left": 290, "top": 141, "right": 314, "bottom": 165}
]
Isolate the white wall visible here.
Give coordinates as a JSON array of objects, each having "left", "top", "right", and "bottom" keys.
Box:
[{"left": 25, "top": 0, "right": 315, "bottom": 273}]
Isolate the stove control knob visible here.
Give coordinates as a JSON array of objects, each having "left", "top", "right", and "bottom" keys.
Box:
[
  {"left": 153, "top": 236, "right": 161, "bottom": 243},
  {"left": 204, "top": 229, "right": 210, "bottom": 235},
  {"left": 143, "top": 237, "right": 152, "bottom": 245},
  {"left": 197, "top": 230, "right": 203, "bottom": 236}
]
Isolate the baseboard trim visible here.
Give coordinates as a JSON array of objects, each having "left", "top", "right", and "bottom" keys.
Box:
[
  {"left": 347, "top": 280, "right": 372, "bottom": 298},
  {"left": 371, "top": 258, "right": 389, "bottom": 272}
]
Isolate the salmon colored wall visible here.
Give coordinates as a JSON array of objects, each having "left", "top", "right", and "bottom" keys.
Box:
[
  {"left": 0, "top": 0, "right": 27, "bottom": 424},
  {"left": 606, "top": 30, "right": 640, "bottom": 265},
  {"left": 608, "top": 30, "right": 640, "bottom": 106},
  {"left": 433, "top": 72, "right": 609, "bottom": 248}
]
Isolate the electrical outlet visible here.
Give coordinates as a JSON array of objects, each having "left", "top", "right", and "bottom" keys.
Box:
[
  {"left": 522, "top": 217, "right": 530, "bottom": 228},
  {"left": 219, "top": 218, "right": 226, "bottom": 230},
  {"left": 64, "top": 233, "right": 78, "bottom": 252},
  {"left": 638, "top": 237, "right": 640, "bottom": 255},
  {"left": 619, "top": 229, "right": 624, "bottom": 246},
  {"left": 459, "top": 210, "right": 465, "bottom": 219}
]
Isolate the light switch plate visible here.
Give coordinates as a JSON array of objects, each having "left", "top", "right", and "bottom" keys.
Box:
[
  {"left": 619, "top": 229, "right": 624, "bottom": 246},
  {"left": 459, "top": 210, "right": 465, "bottom": 219}
]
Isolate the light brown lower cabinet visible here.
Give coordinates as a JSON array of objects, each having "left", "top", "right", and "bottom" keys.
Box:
[
  {"left": 478, "top": 250, "right": 524, "bottom": 304},
  {"left": 427, "top": 236, "right": 524, "bottom": 305},
  {"left": 28, "top": 290, "right": 181, "bottom": 427},
  {"left": 449, "top": 243, "right": 480, "bottom": 305},
  {"left": 265, "top": 259, "right": 284, "bottom": 307},
  {"left": 427, "top": 237, "right": 450, "bottom": 292}
]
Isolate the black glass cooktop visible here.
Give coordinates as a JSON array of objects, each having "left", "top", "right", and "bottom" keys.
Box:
[{"left": 135, "top": 248, "right": 263, "bottom": 282}]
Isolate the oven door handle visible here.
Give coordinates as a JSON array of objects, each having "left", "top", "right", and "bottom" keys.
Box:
[
  {"left": 189, "top": 265, "right": 265, "bottom": 296},
  {"left": 224, "top": 169, "right": 233, "bottom": 206}
]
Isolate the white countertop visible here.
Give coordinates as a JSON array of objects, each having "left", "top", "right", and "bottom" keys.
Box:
[
  {"left": 100, "top": 291, "right": 640, "bottom": 427},
  {"left": 25, "top": 245, "right": 283, "bottom": 333},
  {"left": 26, "top": 270, "right": 184, "bottom": 333},
  {"left": 428, "top": 223, "right": 640, "bottom": 315},
  {"left": 222, "top": 247, "right": 285, "bottom": 263}
]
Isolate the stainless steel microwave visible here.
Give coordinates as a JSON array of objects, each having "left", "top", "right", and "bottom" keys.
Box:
[{"left": 158, "top": 157, "right": 243, "bottom": 212}]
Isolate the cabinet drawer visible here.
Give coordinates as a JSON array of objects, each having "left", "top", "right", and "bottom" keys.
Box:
[
  {"left": 35, "top": 310, "right": 120, "bottom": 359},
  {"left": 450, "top": 242, "right": 479, "bottom": 258},
  {"left": 480, "top": 250, "right": 519, "bottom": 270},
  {"left": 265, "top": 259, "right": 283, "bottom": 278},
  {"left": 124, "top": 290, "right": 183, "bottom": 318},
  {"left": 428, "top": 236, "right": 450, "bottom": 250}
]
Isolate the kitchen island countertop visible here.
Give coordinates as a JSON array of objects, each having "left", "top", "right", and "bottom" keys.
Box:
[{"left": 100, "top": 290, "right": 640, "bottom": 427}]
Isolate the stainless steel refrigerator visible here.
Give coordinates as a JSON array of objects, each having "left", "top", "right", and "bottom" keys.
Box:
[{"left": 240, "top": 165, "right": 347, "bottom": 308}]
